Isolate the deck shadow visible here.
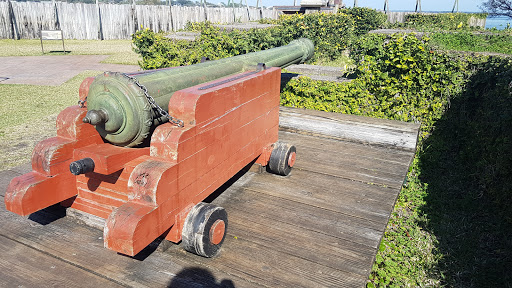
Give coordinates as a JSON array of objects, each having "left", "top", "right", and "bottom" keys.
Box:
[
  {"left": 167, "top": 267, "right": 235, "bottom": 288},
  {"left": 28, "top": 204, "right": 67, "bottom": 225}
]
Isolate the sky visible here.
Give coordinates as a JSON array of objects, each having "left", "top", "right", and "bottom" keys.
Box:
[{"left": 216, "top": 0, "right": 486, "bottom": 13}]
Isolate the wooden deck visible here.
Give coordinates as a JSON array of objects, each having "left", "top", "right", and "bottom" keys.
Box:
[{"left": 0, "top": 107, "right": 419, "bottom": 288}]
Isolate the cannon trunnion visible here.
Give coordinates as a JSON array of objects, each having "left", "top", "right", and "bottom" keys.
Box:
[{"left": 4, "top": 40, "right": 310, "bottom": 257}]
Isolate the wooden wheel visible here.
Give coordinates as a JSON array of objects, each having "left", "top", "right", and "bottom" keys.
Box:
[
  {"left": 182, "top": 203, "right": 228, "bottom": 258},
  {"left": 268, "top": 142, "right": 296, "bottom": 176}
]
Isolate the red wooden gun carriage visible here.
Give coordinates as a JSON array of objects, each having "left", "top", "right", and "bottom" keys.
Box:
[{"left": 5, "top": 39, "right": 313, "bottom": 257}]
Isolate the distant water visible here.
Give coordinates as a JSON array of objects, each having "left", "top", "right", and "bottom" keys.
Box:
[{"left": 485, "top": 16, "right": 511, "bottom": 30}]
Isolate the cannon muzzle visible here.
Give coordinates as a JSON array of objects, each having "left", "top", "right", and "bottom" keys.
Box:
[{"left": 84, "top": 38, "right": 314, "bottom": 147}]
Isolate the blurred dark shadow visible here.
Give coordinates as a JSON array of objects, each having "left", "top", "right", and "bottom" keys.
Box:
[
  {"left": 28, "top": 203, "right": 67, "bottom": 225},
  {"left": 417, "top": 58, "right": 512, "bottom": 286},
  {"left": 47, "top": 51, "right": 71, "bottom": 54},
  {"left": 167, "top": 267, "right": 235, "bottom": 288},
  {"left": 203, "top": 159, "right": 254, "bottom": 204}
]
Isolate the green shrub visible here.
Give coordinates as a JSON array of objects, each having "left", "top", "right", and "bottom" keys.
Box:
[
  {"left": 403, "top": 13, "right": 487, "bottom": 30},
  {"left": 276, "top": 13, "right": 355, "bottom": 59},
  {"left": 450, "top": 57, "right": 512, "bottom": 220},
  {"left": 430, "top": 32, "right": 512, "bottom": 54},
  {"left": 282, "top": 34, "right": 467, "bottom": 137},
  {"left": 133, "top": 13, "right": 355, "bottom": 69},
  {"left": 340, "top": 7, "right": 387, "bottom": 35}
]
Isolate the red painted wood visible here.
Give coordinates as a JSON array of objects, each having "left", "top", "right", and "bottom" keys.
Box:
[
  {"left": 78, "top": 77, "right": 95, "bottom": 106},
  {"left": 56, "top": 106, "right": 103, "bottom": 142},
  {"left": 5, "top": 67, "right": 284, "bottom": 257},
  {"left": 5, "top": 171, "right": 77, "bottom": 216},
  {"left": 73, "top": 144, "right": 150, "bottom": 175},
  {"left": 165, "top": 204, "right": 194, "bottom": 243},
  {"left": 5, "top": 106, "right": 102, "bottom": 216},
  {"left": 210, "top": 220, "right": 226, "bottom": 245},
  {"left": 32, "top": 107, "right": 103, "bottom": 176},
  {"left": 288, "top": 151, "right": 296, "bottom": 167}
]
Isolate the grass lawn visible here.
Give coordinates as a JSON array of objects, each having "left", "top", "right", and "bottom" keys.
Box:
[
  {"left": 430, "top": 32, "right": 512, "bottom": 55},
  {"left": 0, "top": 39, "right": 140, "bottom": 65},
  {"left": 0, "top": 71, "right": 103, "bottom": 170},
  {"left": 0, "top": 39, "right": 140, "bottom": 170}
]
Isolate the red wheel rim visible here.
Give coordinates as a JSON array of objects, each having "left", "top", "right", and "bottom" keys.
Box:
[
  {"left": 209, "top": 219, "right": 226, "bottom": 245},
  {"left": 288, "top": 151, "right": 296, "bottom": 167}
]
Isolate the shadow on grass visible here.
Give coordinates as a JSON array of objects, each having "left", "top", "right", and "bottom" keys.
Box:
[
  {"left": 42, "top": 51, "right": 72, "bottom": 55},
  {"left": 418, "top": 59, "right": 512, "bottom": 287}
]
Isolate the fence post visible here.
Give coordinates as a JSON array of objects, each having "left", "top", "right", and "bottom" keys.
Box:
[
  {"left": 8, "top": 0, "right": 19, "bottom": 40},
  {"left": 451, "top": 0, "right": 458, "bottom": 12},
  {"left": 245, "top": 0, "right": 250, "bottom": 21},
  {"left": 96, "top": 0, "right": 104, "bottom": 40},
  {"left": 415, "top": 0, "right": 421, "bottom": 12},
  {"left": 132, "top": 0, "right": 138, "bottom": 34},
  {"left": 169, "top": 0, "right": 174, "bottom": 31},
  {"left": 202, "top": 0, "right": 208, "bottom": 22},
  {"left": 259, "top": 0, "right": 263, "bottom": 20},
  {"left": 53, "top": 1, "right": 61, "bottom": 30}
]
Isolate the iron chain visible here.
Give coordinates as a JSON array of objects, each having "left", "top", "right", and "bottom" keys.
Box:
[
  {"left": 123, "top": 73, "right": 184, "bottom": 128},
  {"left": 78, "top": 97, "right": 87, "bottom": 108}
]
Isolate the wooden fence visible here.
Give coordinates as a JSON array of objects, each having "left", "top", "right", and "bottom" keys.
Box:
[
  {"left": 0, "top": 1, "right": 278, "bottom": 40},
  {"left": 0, "top": 2, "right": 487, "bottom": 40}
]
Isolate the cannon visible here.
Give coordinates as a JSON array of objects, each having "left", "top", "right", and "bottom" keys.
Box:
[
  {"left": 83, "top": 38, "right": 314, "bottom": 147},
  {"left": 5, "top": 39, "right": 313, "bottom": 257}
]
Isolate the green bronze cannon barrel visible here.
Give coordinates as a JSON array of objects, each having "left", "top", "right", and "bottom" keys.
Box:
[{"left": 84, "top": 38, "right": 314, "bottom": 147}]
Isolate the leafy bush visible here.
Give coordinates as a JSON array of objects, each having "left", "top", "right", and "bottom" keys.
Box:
[
  {"left": 402, "top": 13, "right": 487, "bottom": 30},
  {"left": 340, "top": 7, "right": 387, "bottom": 35},
  {"left": 282, "top": 34, "right": 467, "bottom": 137},
  {"left": 430, "top": 31, "right": 512, "bottom": 54},
  {"left": 133, "top": 13, "right": 355, "bottom": 69},
  {"left": 450, "top": 57, "right": 512, "bottom": 219},
  {"left": 276, "top": 13, "right": 355, "bottom": 59}
]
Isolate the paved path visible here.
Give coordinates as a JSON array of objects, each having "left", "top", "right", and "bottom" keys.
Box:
[{"left": 0, "top": 55, "right": 140, "bottom": 86}]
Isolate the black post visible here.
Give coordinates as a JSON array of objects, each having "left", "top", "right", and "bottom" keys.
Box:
[
  {"left": 98, "top": 5, "right": 104, "bottom": 40},
  {"left": 54, "top": 2, "right": 60, "bottom": 30},
  {"left": 8, "top": 0, "right": 19, "bottom": 40}
]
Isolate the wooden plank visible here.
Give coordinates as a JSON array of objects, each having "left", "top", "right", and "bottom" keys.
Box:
[
  {"left": 227, "top": 209, "right": 375, "bottom": 275},
  {"left": 10, "top": 162, "right": 31, "bottom": 175},
  {"left": 279, "top": 106, "right": 420, "bottom": 152},
  {"left": 280, "top": 131, "right": 412, "bottom": 189},
  {"left": 167, "top": 236, "right": 366, "bottom": 288},
  {"left": 0, "top": 106, "right": 419, "bottom": 287},
  {"left": 245, "top": 169, "right": 397, "bottom": 222},
  {"left": 0, "top": 234, "right": 125, "bottom": 288},
  {"left": 1, "top": 2, "right": 278, "bottom": 39},
  {"left": 281, "top": 106, "right": 420, "bottom": 132},
  {"left": 288, "top": 133, "right": 413, "bottom": 173},
  {"left": 223, "top": 188, "right": 384, "bottom": 247},
  {"left": 0, "top": 202, "right": 256, "bottom": 288},
  {"left": 279, "top": 130, "right": 415, "bottom": 168}
]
